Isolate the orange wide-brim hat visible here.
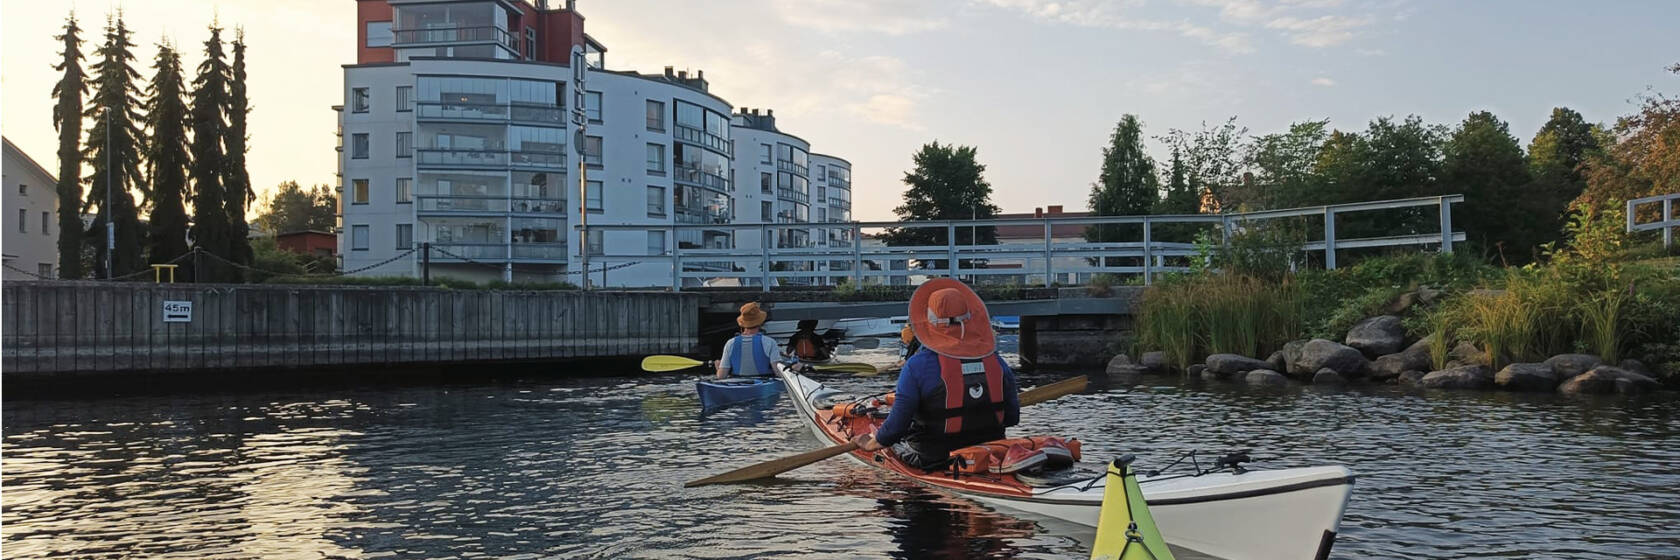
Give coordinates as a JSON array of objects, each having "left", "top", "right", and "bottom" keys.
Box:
[
  {"left": 908, "top": 278, "right": 996, "bottom": 359},
  {"left": 737, "top": 302, "right": 767, "bottom": 328}
]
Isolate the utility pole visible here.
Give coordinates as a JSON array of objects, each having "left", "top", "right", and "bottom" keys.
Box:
[
  {"left": 572, "top": 45, "right": 591, "bottom": 290},
  {"left": 104, "top": 109, "right": 115, "bottom": 279}
]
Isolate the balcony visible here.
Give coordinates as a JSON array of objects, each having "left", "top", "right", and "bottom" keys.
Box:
[
  {"left": 511, "top": 243, "right": 568, "bottom": 260},
  {"left": 675, "top": 206, "right": 730, "bottom": 225},
  {"left": 510, "top": 151, "right": 566, "bottom": 170},
  {"left": 828, "top": 196, "right": 850, "bottom": 208},
  {"left": 426, "top": 242, "right": 567, "bottom": 262},
  {"left": 416, "top": 149, "right": 565, "bottom": 171},
  {"left": 417, "top": 102, "right": 564, "bottom": 126},
  {"left": 672, "top": 165, "right": 731, "bottom": 193},
  {"left": 777, "top": 160, "right": 809, "bottom": 176},
  {"left": 777, "top": 188, "right": 810, "bottom": 205},
  {"left": 673, "top": 124, "right": 733, "bottom": 156},
  {"left": 416, "top": 196, "right": 568, "bottom": 215},
  {"left": 392, "top": 26, "right": 515, "bottom": 51}
]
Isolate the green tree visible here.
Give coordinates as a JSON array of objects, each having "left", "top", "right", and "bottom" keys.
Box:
[
  {"left": 1160, "top": 117, "right": 1247, "bottom": 210},
  {"left": 188, "top": 25, "right": 235, "bottom": 282},
  {"left": 51, "top": 12, "right": 88, "bottom": 279},
  {"left": 1086, "top": 115, "right": 1158, "bottom": 244},
  {"left": 1311, "top": 116, "right": 1446, "bottom": 239},
  {"left": 880, "top": 142, "right": 1000, "bottom": 270},
  {"left": 223, "top": 30, "right": 254, "bottom": 272},
  {"left": 1442, "top": 111, "right": 1537, "bottom": 262},
  {"left": 1528, "top": 107, "right": 1603, "bottom": 245},
  {"left": 144, "top": 39, "right": 191, "bottom": 265},
  {"left": 82, "top": 13, "right": 148, "bottom": 279},
  {"left": 254, "top": 181, "right": 338, "bottom": 234},
  {"left": 1246, "top": 119, "right": 1329, "bottom": 208},
  {"left": 1580, "top": 63, "right": 1680, "bottom": 218}
]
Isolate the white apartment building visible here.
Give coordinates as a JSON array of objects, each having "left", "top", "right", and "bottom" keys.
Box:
[
  {"left": 3, "top": 138, "right": 60, "bottom": 280},
  {"left": 338, "top": 0, "right": 851, "bottom": 287}
]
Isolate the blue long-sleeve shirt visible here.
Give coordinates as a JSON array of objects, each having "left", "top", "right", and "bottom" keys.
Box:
[{"left": 874, "top": 348, "right": 1020, "bottom": 447}]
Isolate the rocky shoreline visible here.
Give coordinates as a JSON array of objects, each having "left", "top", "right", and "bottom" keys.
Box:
[{"left": 1109, "top": 313, "right": 1664, "bottom": 397}]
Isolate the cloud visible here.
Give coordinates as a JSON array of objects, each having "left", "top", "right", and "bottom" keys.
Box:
[
  {"left": 772, "top": 0, "right": 950, "bottom": 35},
  {"left": 1264, "top": 14, "right": 1372, "bottom": 47},
  {"left": 976, "top": 0, "right": 1256, "bottom": 53},
  {"left": 1177, "top": 0, "right": 1378, "bottom": 48},
  {"left": 1311, "top": 76, "right": 1336, "bottom": 86}
]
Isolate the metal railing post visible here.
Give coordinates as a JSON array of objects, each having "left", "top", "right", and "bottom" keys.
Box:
[
  {"left": 761, "top": 224, "right": 772, "bottom": 292},
  {"left": 1042, "top": 219, "right": 1053, "bottom": 287},
  {"left": 851, "top": 223, "right": 862, "bottom": 287},
  {"left": 670, "top": 227, "right": 681, "bottom": 292},
  {"left": 1666, "top": 197, "right": 1675, "bottom": 250},
  {"left": 1439, "top": 196, "right": 1454, "bottom": 253},
  {"left": 946, "top": 223, "right": 957, "bottom": 279},
  {"left": 1142, "top": 217, "right": 1153, "bottom": 286},
  {"left": 422, "top": 242, "right": 431, "bottom": 286},
  {"left": 1323, "top": 207, "right": 1338, "bottom": 269}
]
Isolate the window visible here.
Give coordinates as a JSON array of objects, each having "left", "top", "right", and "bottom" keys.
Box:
[
  {"left": 586, "top": 180, "right": 602, "bottom": 211},
  {"left": 351, "top": 88, "right": 369, "bottom": 112},
  {"left": 645, "top": 143, "right": 665, "bottom": 173},
  {"left": 587, "top": 232, "right": 603, "bottom": 255},
  {"left": 395, "top": 86, "right": 413, "bottom": 112},
  {"left": 351, "top": 133, "right": 369, "bottom": 159},
  {"left": 352, "top": 179, "right": 369, "bottom": 204},
  {"left": 761, "top": 201, "right": 773, "bottom": 222},
  {"left": 366, "top": 22, "right": 393, "bottom": 47},
  {"left": 17, "top": 184, "right": 25, "bottom": 195},
  {"left": 647, "top": 231, "right": 666, "bottom": 255},
  {"left": 351, "top": 225, "right": 370, "bottom": 250},
  {"left": 647, "top": 186, "right": 666, "bottom": 216},
  {"left": 585, "top": 91, "right": 602, "bottom": 122},
  {"left": 395, "top": 223, "right": 413, "bottom": 249},
  {"left": 396, "top": 132, "right": 412, "bottom": 158},
  {"left": 37, "top": 263, "right": 52, "bottom": 278},
  {"left": 524, "top": 28, "right": 536, "bottom": 59},
  {"left": 817, "top": 165, "right": 826, "bottom": 181},
  {"left": 759, "top": 144, "right": 771, "bottom": 164},
  {"left": 17, "top": 209, "right": 25, "bottom": 233},
  {"left": 396, "top": 177, "right": 413, "bottom": 203},
  {"left": 818, "top": 207, "right": 827, "bottom": 222},
  {"left": 760, "top": 172, "right": 772, "bottom": 194},
  {"left": 646, "top": 100, "right": 665, "bottom": 131},
  {"left": 41, "top": 211, "right": 50, "bottom": 234},
  {"left": 584, "top": 135, "right": 603, "bottom": 166}
]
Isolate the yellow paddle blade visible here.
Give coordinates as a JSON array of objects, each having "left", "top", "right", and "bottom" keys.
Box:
[
  {"left": 811, "top": 362, "right": 880, "bottom": 375},
  {"left": 1091, "top": 457, "right": 1175, "bottom": 560},
  {"left": 641, "top": 355, "right": 706, "bottom": 373}
]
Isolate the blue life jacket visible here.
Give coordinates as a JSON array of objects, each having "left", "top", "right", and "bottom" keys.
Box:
[{"left": 730, "top": 333, "right": 773, "bottom": 376}]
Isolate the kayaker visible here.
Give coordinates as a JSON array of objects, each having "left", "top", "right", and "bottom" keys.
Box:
[
  {"left": 716, "top": 302, "right": 782, "bottom": 379},
  {"left": 853, "top": 279, "right": 1020, "bottom": 470},
  {"left": 787, "top": 320, "right": 831, "bottom": 362}
]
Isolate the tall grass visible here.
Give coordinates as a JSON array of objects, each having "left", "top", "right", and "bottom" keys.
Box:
[
  {"left": 1577, "top": 290, "right": 1627, "bottom": 363},
  {"left": 1460, "top": 289, "right": 1537, "bottom": 370},
  {"left": 1426, "top": 308, "right": 1454, "bottom": 371},
  {"left": 1137, "top": 275, "right": 1303, "bottom": 368},
  {"left": 1137, "top": 286, "right": 1199, "bottom": 370}
]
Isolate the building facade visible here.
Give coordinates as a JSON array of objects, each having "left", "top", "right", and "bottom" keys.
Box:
[
  {"left": 2, "top": 138, "right": 60, "bottom": 280},
  {"left": 340, "top": 0, "right": 850, "bottom": 287}
]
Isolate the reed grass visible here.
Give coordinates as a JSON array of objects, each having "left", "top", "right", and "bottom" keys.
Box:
[
  {"left": 1577, "top": 290, "right": 1626, "bottom": 363},
  {"left": 1137, "top": 275, "right": 1303, "bottom": 369}
]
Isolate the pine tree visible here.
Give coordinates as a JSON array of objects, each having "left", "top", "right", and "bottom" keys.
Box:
[
  {"left": 1086, "top": 115, "right": 1158, "bottom": 244},
  {"left": 145, "top": 39, "right": 192, "bottom": 266},
  {"left": 188, "top": 25, "right": 235, "bottom": 282},
  {"left": 222, "top": 30, "right": 254, "bottom": 274},
  {"left": 82, "top": 12, "right": 148, "bottom": 279},
  {"left": 51, "top": 12, "right": 88, "bottom": 279}
]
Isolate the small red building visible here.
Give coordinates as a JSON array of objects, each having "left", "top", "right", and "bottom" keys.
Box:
[{"left": 276, "top": 230, "right": 337, "bottom": 258}]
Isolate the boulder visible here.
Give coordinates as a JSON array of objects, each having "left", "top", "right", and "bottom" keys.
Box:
[
  {"left": 1449, "top": 341, "right": 1489, "bottom": 366},
  {"left": 1619, "top": 359, "right": 1652, "bottom": 376},
  {"left": 1187, "top": 363, "right": 1208, "bottom": 378},
  {"left": 1544, "top": 354, "right": 1602, "bottom": 379},
  {"left": 1416, "top": 286, "right": 1443, "bottom": 304},
  {"left": 1201, "top": 369, "right": 1224, "bottom": 382},
  {"left": 1282, "top": 340, "right": 1309, "bottom": 375},
  {"left": 1557, "top": 366, "right": 1659, "bottom": 395},
  {"left": 1139, "top": 351, "right": 1171, "bottom": 374},
  {"left": 1403, "top": 337, "right": 1434, "bottom": 356},
  {"left": 1493, "top": 363, "right": 1559, "bottom": 392},
  {"left": 1245, "top": 369, "right": 1289, "bottom": 387},
  {"left": 1294, "top": 339, "right": 1370, "bottom": 378},
  {"left": 1384, "top": 291, "right": 1418, "bottom": 314},
  {"left": 1371, "top": 350, "right": 1433, "bottom": 381},
  {"left": 1206, "top": 353, "right": 1272, "bottom": 376},
  {"left": 1346, "top": 315, "right": 1405, "bottom": 357},
  {"left": 1313, "top": 368, "right": 1347, "bottom": 386},
  {"left": 1266, "top": 350, "right": 1287, "bottom": 373},
  {"left": 1105, "top": 354, "right": 1138, "bottom": 376},
  {"left": 1418, "top": 365, "right": 1493, "bottom": 390},
  {"left": 1396, "top": 370, "right": 1427, "bottom": 386}
]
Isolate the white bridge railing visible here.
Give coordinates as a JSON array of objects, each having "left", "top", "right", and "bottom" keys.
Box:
[
  {"left": 581, "top": 195, "right": 1465, "bottom": 291},
  {"left": 1627, "top": 192, "right": 1679, "bottom": 249}
]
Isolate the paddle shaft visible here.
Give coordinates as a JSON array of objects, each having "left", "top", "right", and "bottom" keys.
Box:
[{"left": 684, "top": 375, "right": 1089, "bottom": 487}]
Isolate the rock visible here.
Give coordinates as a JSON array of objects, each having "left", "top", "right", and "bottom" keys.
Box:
[
  {"left": 1245, "top": 369, "right": 1289, "bottom": 387},
  {"left": 1404, "top": 337, "right": 1434, "bottom": 356},
  {"left": 1282, "top": 340, "right": 1309, "bottom": 375},
  {"left": 1494, "top": 363, "right": 1559, "bottom": 392},
  {"left": 1295, "top": 339, "right": 1370, "bottom": 377},
  {"left": 1187, "top": 363, "right": 1207, "bottom": 378},
  {"left": 1313, "top": 368, "right": 1347, "bottom": 385},
  {"left": 1109, "top": 369, "right": 1143, "bottom": 385},
  {"left": 1140, "top": 351, "right": 1171, "bottom": 374},
  {"left": 1619, "top": 359, "right": 1652, "bottom": 375},
  {"left": 1201, "top": 369, "right": 1224, "bottom": 382},
  {"left": 1346, "top": 315, "right": 1405, "bottom": 358},
  {"left": 1557, "top": 366, "right": 1659, "bottom": 395},
  {"left": 1371, "top": 350, "right": 1433, "bottom": 381},
  {"left": 1449, "top": 341, "right": 1489, "bottom": 367},
  {"left": 1397, "top": 370, "right": 1427, "bottom": 386},
  {"left": 1543, "top": 354, "right": 1602, "bottom": 379},
  {"left": 1384, "top": 291, "right": 1418, "bottom": 314},
  {"left": 1206, "top": 353, "right": 1272, "bottom": 376},
  {"left": 1419, "top": 365, "right": 1493, "bottom": 390},
  {"left": 1104, "top": 354, "right": 1136, "bottom": 376},
  {"left": 1266, "top": 350, "right": 1287, "bottom": 373},
  {"left": 1416, "top": 286, "right": 1442, "bottom": 304}
]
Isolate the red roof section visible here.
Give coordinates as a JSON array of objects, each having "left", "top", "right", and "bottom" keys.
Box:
[{"left": 994, "top": 205, "right": 1090, "bottom": 240}]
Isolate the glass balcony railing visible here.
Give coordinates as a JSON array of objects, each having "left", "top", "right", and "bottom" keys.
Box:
[
  {"left": 417, "top": 102, "right": 563, "bottom": 125},
  {"left": 509, "top": 104, "right": 564, "bottom": 125},
  {"left": 510, "top": 197, "right": 568, "bottom": 214},
  {"left": 417, "top": 196, "right": 507, "bottom": 213},
  {"left": 673, "top": 165, "right": 731, "bottom": 193},
  {"left": 510, "top": 151, "right": 566, "bottom": 169},
  {"left": 777, "top": 188, "right": 809, "bottom": 205},
  {"left": 777, "top": 160, "right": 809, "bottom": 176},
  {"left": 673, "top": 124, "right": 733, "bottom": 156},
  {"left": 675, "top": 206, "right": 730, "bottom": 225},
  {"left": 428, "top": 242, "right": 509, "bottom": 260},
  {"left": 392, "top": 26, "right": 515, "bottom": 50},
  {"left": 511, "top": 243, "right": 568, "bottom": 260},
  {"left": 417, "top": 149, "right": 507, "bottom": 168},
  {"left": 828, "top": 196, "right": 850, "bottom": 208}
]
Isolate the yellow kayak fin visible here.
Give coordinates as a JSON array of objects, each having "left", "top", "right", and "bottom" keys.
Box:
[{"left": 1091, "top": 456, "right": 1175, "bottom": 560}]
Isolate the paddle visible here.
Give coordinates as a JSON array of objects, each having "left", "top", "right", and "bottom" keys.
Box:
[
  {"left": 684, "top": 375, "right": 1089, "bottom": 487},
  {"left": 847, "top": 338, "right": 882, "bottom": 350},
  {"left": 642, "top": 355, "right": 709, "bottom": 373},
  {"left": 810, "top": 362, "right": 880, "bottom": 375}
]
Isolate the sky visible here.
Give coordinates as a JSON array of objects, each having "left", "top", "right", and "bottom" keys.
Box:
[{"left": 3, "top": 0, "right": 1676, "bottom": 221}]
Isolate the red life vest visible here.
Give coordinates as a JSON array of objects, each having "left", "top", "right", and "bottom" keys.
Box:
[{"left": 933, "top": 353, "right": 1007, "bottom": 434}]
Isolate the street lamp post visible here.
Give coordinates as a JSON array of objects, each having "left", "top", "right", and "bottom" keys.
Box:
[{"left": 104, "top": 109, "right": 115, "bottom": 279}]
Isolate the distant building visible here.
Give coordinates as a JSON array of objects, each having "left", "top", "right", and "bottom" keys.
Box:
[
  {"left": 276, "top": 230, "right": 338, "bottom": 258},
  {"left": 2, "top": 137, "right": 60, "bottom": 280},
  {"left": 994, "top": 205, "right": 1091, "bottom": 242}
]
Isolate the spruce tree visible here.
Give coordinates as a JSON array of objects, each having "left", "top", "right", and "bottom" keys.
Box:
[
  {"left": 223, "top": 30, "right": 254, "bottom": 274},
  {"left": 188, "top": 25, "right": 234, "bottom": 282},
  {"left": 82, "top": 13, "right": 148, "bottom": 279},
  {"left": 1086, "top": 115, "right": 1158, "bottom": 244},
  {"left": 145, "top": 39, "right": 192, "bottom": 266},
  {"left": 51, "top": 12, "right": 88, "bottom": 279}
]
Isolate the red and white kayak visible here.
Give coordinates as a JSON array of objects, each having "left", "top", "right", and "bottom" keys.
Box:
[{"left": 774, "top": 364, "right": 1354, "bottom": 560}]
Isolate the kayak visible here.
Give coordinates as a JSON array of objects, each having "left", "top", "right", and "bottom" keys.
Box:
[
  {"left": 773, "top": 364, "right": 1354, "bottom": 560},
  {"left": 1091, "top": 457, "right": 1174, "bottom": 560},
  {"left": 696, "top": 377, "right": 782, "bottom": 409}
]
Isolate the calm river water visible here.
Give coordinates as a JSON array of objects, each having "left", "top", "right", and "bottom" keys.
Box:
[{"left": 4, "top": 340, "right": 1678, "bottom": 559}]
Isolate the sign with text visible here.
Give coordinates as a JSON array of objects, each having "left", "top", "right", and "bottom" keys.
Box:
[{"left": 162, "top": 300, "right": 193, "bottom": 323}]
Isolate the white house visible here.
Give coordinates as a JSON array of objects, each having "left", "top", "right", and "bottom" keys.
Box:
[{"left": 3, "top": 137, "right": 60, "bottom": 280}]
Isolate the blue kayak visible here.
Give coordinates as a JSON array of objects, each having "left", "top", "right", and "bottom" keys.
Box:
[{"left": 696, "top": 376, "right": 783, "bottom": 409}]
